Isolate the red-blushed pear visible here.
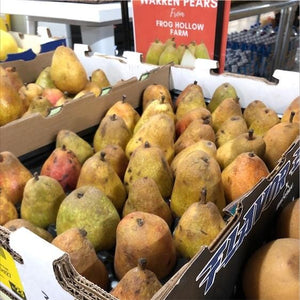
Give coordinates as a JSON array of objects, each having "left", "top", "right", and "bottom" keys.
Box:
[
  {"left": 114, "top": 211, "right": 177, "bottom": 280},
  {"left": 221, "top": 152, "right": 269, "bottom": 204},
  {"left": 40, "top": 145, "right": 81, "bottom": 192},
  {"left": 0, "top": 188, "right": 18, "bottom": 225},
  {"left": 0, "top": 151, "right": 33, "bottom": 205},
  {"left": 4, "top": 66, "right": 24, "bottom": 92},
  {"left": 42, "top": 87, "right": 65, "bottom": 106},
  {"left": 105, "top": 95, "right": 140, "bottom": 133}
]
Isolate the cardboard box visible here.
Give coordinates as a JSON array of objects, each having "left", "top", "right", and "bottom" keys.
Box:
[
  {"left": 3, "top": 27, "right": 66, "bottom": 62},
  {"left": 0, "top": 54, "right": 299, "bottom": 299},
  {"left": 0, "top": 45, "right": 161, "bottom": 158}
]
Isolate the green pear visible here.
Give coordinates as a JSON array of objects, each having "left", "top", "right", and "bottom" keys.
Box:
[
  {"left": 145, "top": 39, "right": 165, "bottom": 65},
  {"left": 56, "top": 185, "right": 120, "bottom": 251},
  {"left": 56, "top": 129, "right": 94, "bottom": 165},
  {"left": 194, "top": 41, "right": 210, "bottom": 59},
  {"left": 122, "top": 176, "right": 173, "bottom": 227},
  {"left": 22, "top": 95, "right": 52, "bottom": 118},
  {"left": 216, "top": 129, "right": 266, "bottom": 170},
  {"left": 50, "top": 45, "right": 88, "bottom": 94},
  {"left": 177, "top": 44, "right": 187, "bottom": 63},
  {"left": 35, "top": 66, "right": 56, "bottom": 89},
  {"left": 76, "top": 151, "right": 127, "bottom": 212},
  {"left": 93, "top": 114, "right": 132, "bottom": 153},
  {"left": 187, "top": 41, "right": 197, "bottom": 55},
  {"left": 124, "top": 141, "right": 174, "bottom": 199},
  {"left": 20, "top": 172, "right": 65, "bottom": 228},
  {"left": 158, "top": 44, "right": 179, "bottom": 65},
  {"left": 125, "top": 113, "right": 175, "bottom": 164},
  {"left": 173, "top": 188, "right": 226, "bottom": 259},
  {"left": 208, "top": 82, "right": 239, "bottom": 112},
  {"left": 170, "top": 150, "right": 226, "bottom": 217}
]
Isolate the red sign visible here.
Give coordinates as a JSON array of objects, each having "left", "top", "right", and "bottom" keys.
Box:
[{"left": 132, "top": 0, "right": 231, "bottom": 72}]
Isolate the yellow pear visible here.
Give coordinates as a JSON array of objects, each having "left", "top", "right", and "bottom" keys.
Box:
[
  {"left": 243, "top": 100, "right": 267, "bottom": 127},
  {"left": 281, "top": 96, "right": 300, "bottom": 124},
  {"left": 90, "top": 68, "right": 110, "bottom": 90},
  {"left": 0, "top": 29, "right": 18, "bottom": 61},
  {"left": 50, "top": 45, "right": 88, "bottom": 94}
]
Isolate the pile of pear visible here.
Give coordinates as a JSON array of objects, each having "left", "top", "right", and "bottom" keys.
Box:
[
  {"left": 0, "top": 79, "right": 299, "bottom": 299},
  {"left": 0, "top": 45, "right": 111, "bottom": 126},
  {"left": 145, "top": 37, "right": 210, "bottom": 67}
]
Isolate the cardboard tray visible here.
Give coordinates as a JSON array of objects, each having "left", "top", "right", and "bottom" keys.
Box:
[{"left": 0, "top": 51, "right": 299, "bottom": 299}]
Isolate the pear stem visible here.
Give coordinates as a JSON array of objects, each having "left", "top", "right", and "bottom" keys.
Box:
[
  {"left": 137, "top": 218, "right": 144, "bottom": 227},
  {"left": 289, "top": 111, "right": 295, "bottom": 123},
  {"left": 122, "top": 94, "right": 126, "bottom": 103},
  {"left": 193, "top": 80, "right": 198, "bottom": 85},
  {"left": 248, "top": 152, "right": 255, "bottom": 158},
  {"left": 248, "top": 129, "right": 254, "bottom": 140},
  {"left": 79, "top": 228, "right": 88, "bottom": 237},
  {"left": 33, "top": 172, "right": 39, "bottom": 181},
  {"left": 138, "top": 258, "right": 147, "bottom": 270},
  {"left": 77, "top": 192, "right": 84, "bottom": 198},
  {"left": 110, "top": 114, "right": 117, "bottom": 121},
  {"left": 200, "top": 187, "right": 207, "bottom": 204},
  {"left": 144, "top": 141, "right": 150, "bottom": 148},
  {"left": 100, "top": 151, "right": 106, "bottom": 161},
  {"left": 161, "top": 95, "right": 165, "bottom": 104}
]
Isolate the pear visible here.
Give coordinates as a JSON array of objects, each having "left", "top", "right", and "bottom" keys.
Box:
[
  {"left": 133, "top": 95, "right": 175, "bottom": 134},
  {"left": 187, "top": 41, "right": 196, "bottom": 55},
  {"left": 0, "top": 71, "right": 24, "bottom": 125},
  {"left": 0, "top": 29, "right": 18, "bottom": 60},
  {"left": 142, "top": 83, "right": 172, "bottom": 111},
  {"left": 40, "top": 145, "right": 81, "bottom": 192},
  {"left": 276, "top": 198, "right": 299, "bottom": 239},
  {"left": 216, "top": 115, "right": 248, "bottom": 147},
  {"left": 145, "top": 39, "right": 165, "bottom": 65},
  {"left": 0, "top": 188, "right": 18, "bottom": 225},
  {"left": 242, "top": 238, "right": 299, "bottom": 300},
  {"left": 0, "top": 151, "right": 33, "bottom": 205},
  {"left": 175, "top": 107, "right": 212, "bottom": 137},
  {"left": 110, "top": 257, "right": 162, "bottom": 300},
  {"left": 122, "top": 176, "right": 173, "bottom": 227},
  {"left": 175, "top": 80, "right": 204, "bottom": 108},
  {"left": 124, "top": 142, "right": 174, "bottom": 199},
  {"left": 180, "top": 48, "right": 196, "bottom": 68},
  {"left": 56, "top": 185, "right": 120, "bottom": 251},
  {"left": 76, "top": 151, "right": 127, "bottom": 212},
  {"left": 4, "top": 218, "right": 54, "bottom": 242},
  {"left": 105, "top": 95, "right": 140, "bottom": 133},
  {"left": 211, "top": 98, "right": 243, "bottom": 132},
  {"left": 208, "top": 82, "right": 239, "bottom": 113},
  {"left": 281, "top": 96, "right": 300, "bottom": 124},
  {"left": 56, "top": 129, "right": 94, "bottom": 165},
  {"left": 22, "top": 95, "right": 52, "bottom": 118},
  {"left": 177, "top": 44, "right": 187, "bottom": 63},
  {"left": 18, "top": 83, "right": 44, "bottom": 110},
  {"left": 35, "top": 66, "right": 56, "bottom": 89},
  {"left": 3, "top": 66, "right": 24, "bottom": 92},
  {"left": 100, "top": 144, "right": 129, "bottom": 180},
  {"left": 164, "top": 37, "right": 176, "bottom": 49},
  {"left": 50, "top": 45, "right": 88, "bottom": 94},
  {"left": 249, "top": 107, "right": 280, "bottom": 136},
  {"left": 216, "top": 129, "right": 266, "bottom": 170},
  {"left": 90, "top": 68, "right": 110, "bottom": 90},
  {"left": 125, "top": 113, "right": 175, "bottom": 164},
  {"left": 194, "top": 41, "right": 210, "bottom": 59},
  {"left": 170, "top": 150, "right": 226, "bottom": 217},
  {"left": 114, "top": 211, "right": 177, "bottom": 280},
  {"left": 174, "top": 119, "right": 216, "bottom": 154},
  {"left": 20, "top": 172, "right": 65, "bottom": 229},
  {"left": 173, "top": 188, "right": 226, "bottom": 259},
  {"left": 52, "top": 228, "right": 109, "bottom": 290},
  {"left": 243, "top": 100, "right": 267, "bottom": 127},
  {"left": 175, "top": 82, "right": 206, "bottom": 120},
  {"left": 73, "top": 81, "right": 101, "bottom": 99},
  {"left": 221, "top": 152, "right": 269, "bottom": 204},
  {"left": 171, "top": 140, "right": 217, "bottom": 174},
  {"left": 93, "top": 113, "right": 132, "bottom": 153},
  {"left": 263, "top": 112, "right": 299, "bottom": 170},
  {"left": 158, "top": 44, "right": 179, "bottom": 65}
]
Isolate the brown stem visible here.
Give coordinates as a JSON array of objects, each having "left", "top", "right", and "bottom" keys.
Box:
[
  {"left": 79, "top": 228, "right": 88, "bottom": 237},
  {"left": 200, "top": 187, "right": 207, "bottom": 204},
  {"left": 161, "top": 95, "right": 165, "bottom": 104},
  {"left": 110, "top": 114, "right": 117, "bottom": 121},
  {"left": 77, "top": 192, "right": 84, "bottom": 199},
  {"left": 100, "top": 151, "right": 106, "bottom": 161},
  {"left": 138, "top": 258, "right": 147, "bottom": 270},
  {"left": 193, "top": 80, "right": 198, "bottom": 85},
  {"left": 122, "top": 94, "right": 126, "bottom": 103},
  {"left": 289, "top": 111, "right": 296, "bottom": 123},
  {"left": 144, "top": 141, "right": 150, "bottom": 148},
  {"left": 33, "top": 172, "right": 39, "bottom": 181},
  {"left": 137, "top": 218, "right": 144, "bottom": 227},
  {"left": 248, "top": 129, "right": 254, "bottom": 140}
]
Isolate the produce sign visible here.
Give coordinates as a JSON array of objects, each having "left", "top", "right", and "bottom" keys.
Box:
[{"left": 132, "top": 0, "right": 231, "bottom": 72}]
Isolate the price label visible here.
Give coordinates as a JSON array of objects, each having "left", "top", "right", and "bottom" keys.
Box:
[{"left": 0, "top": 247, "right": 26, "bottom": 300}]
